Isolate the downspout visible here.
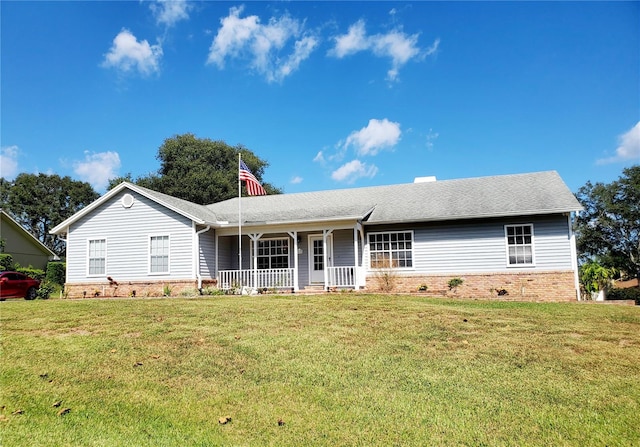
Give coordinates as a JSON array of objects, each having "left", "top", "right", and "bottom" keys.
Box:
[{"left": 195, "top": 225, "right": 211, "bottom": 290}]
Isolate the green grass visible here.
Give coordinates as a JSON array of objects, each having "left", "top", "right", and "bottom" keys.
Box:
[{"left": 1, "top": 295, "right": 639, "bottom": 446}]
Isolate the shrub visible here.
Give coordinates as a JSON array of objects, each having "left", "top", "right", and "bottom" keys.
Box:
[
  {"left": 371, "top": 258, "right": 398, "bottom": 293},
  {"left": 607, "top": 287, "right": 640, "bottom": 305},
  {"left": 448, "top": 277, "right": 464, "bottom": 292},
  {"left": 579, "top": 261, "right": 616, "bottom": 294},
  {"left": 0, "top": 253, "right": 15, "bottom": 271},
  {"left": 46, "top": 262, "right": 66, "bottom": 285},
  {"left": 201, "top": 287, "right": 225, "bottom": 296},
  {"left": 36, "top": 282, "right": 55, "bottom": 300},
  {"left": 17, "top": 267, "right": 45, "bottom": 282}
]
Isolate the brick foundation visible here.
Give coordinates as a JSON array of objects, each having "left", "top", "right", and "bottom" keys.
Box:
[
  {"left": 365, "top": 270, "right": 578, "bottom": 302},
  {"left": 63, "top": 279, "right": 218, "bottom": 299}
]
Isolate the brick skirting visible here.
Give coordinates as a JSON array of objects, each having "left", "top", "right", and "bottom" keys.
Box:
[
  {"left": 366, "top": 270, "right": 578, "bottom": 302},
  {"left": 64, "top": 279, "right": 218, "bottom": 299}
]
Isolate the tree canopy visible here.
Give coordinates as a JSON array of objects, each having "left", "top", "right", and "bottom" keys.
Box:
[
  {"left": 109, "top": 134, "right": 282, "bottom": 204},
  {"left": 574, "top": 165, "right": 640, "bottom": 281},
  {"left": 1, "top": 173, "right": 99, "bottom": 255}
]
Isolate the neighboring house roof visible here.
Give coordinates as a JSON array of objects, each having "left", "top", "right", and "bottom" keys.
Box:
[
  {"left": 50, "top": 171, "right": 583, "bottom": 234},
  {"left": 0, "top": 209, "right": 58, "bottom": 257},
  {"left": 209, "top": 171, "right": 583, "bottom": 226}
]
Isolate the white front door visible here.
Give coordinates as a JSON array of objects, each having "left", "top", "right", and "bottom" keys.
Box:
[{"left": 309, "top": 234, "right": 333, "bottom": 284}]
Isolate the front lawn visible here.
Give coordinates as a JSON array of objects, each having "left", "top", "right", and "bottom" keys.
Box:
[{"left": 1, "top": 295, "right": 639, "bottom": 446}]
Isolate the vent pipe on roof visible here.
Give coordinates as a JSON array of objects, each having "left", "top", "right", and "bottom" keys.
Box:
[{"left": 414, "top": 176, "right": 436, "bottom": 183}]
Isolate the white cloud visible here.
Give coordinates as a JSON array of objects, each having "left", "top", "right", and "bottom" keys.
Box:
[
  {"left": 425, "top": 128, "right": 439, "bottom": 151},
  {"left": 331, "top": 160, "right": 378, "bottom": 183},
  {"left": 275, "top": 35, "right": 319, "bottom": 81},
  {"left": 330, "top": 20, "right": 369, "bottom": 58},
  {"left": 73, "top": 151, "right": 121, "bottom": 191},
  {"left": 313, "top": 151, "right": 325, "bottom": 163},
  {"left": 150, "top": 0, "right": 193, "bottom": 27},
  {"left": 344, "top": 118, "right": 401, "bottom": 156},
  {"left": 207, "top": 6, "right": 318, "bottom": 83},
  {"left": 597, "top": 121, "right": 640, "bottom": 165},
  {"left": 291, "top": 176, "right": 303, "bottom": 184},
  {"left": 329, "top": 20, "right": 438, "bottom": 81},
  {"left": 0, "top": 145, "right": 19, "bottom": 180},
  {"left": 102, "top": 29, "right": 163, "bottom": 76}
]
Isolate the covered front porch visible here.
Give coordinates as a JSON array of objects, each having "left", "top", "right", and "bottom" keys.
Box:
[{"left": 214, "top": 225, "right": 366, "bottom": 292}]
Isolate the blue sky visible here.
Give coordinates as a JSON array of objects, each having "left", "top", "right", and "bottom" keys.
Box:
[{"left": 1, "top": 1, "right": 638, "bottom": 196}]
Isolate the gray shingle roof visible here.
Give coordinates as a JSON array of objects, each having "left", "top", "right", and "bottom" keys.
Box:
[
  {"left": 130, "top": 184, "right": 219, "bottom": 223},
  {"left": 208, "top": 171, "right": 582, "bottom": 226},
  {"left": 50, "top": 171, "right": 583, "bottom": 235}
]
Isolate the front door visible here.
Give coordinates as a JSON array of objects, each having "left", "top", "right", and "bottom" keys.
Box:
[{"left": 309, "top": 234, "right": 333, "bottom": 284}]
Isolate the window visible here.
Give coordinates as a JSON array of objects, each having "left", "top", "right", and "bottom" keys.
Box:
[
  {"left": 150, "top": 235, "right": 170, "bottom": 274},
  {"left": 88, "top": 239, "right": 106, "bottom": 276},
  {"left": 505, "top": 224, "right": 534, "bottom": 266},
  {"left": 255, "top": 239, "right": 289, "bottom": 269},
  {"left": 368, "top": 231, "right": 413, "bottom": 268}
]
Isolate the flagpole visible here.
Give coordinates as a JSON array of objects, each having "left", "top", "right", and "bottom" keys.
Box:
[{"left": 238, "top": 153, "right": 242, "bottom": 286}]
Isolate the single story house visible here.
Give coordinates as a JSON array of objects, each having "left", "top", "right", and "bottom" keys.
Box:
[
  {"left": 1, "top": 209, "right": 58, "bottom": 270},
  {"left": 50, "top": 171, "right": 583, "bottom": 301}
]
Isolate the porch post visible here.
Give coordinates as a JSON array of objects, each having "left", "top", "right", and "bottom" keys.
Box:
[
  {"left": 287, "top": 231, "right": 299, "bottom": 292},
  {"left": 323, "top": 229, "right": 333, "bottom": 290},
  {"left": 353, "top": 225, "right": 360, "bottom": 289},
  {"left": 249, "top": 233, "right": 263, "bottom": 290},
  {"left": 360, "top": 225, "right": 366, "bottom": 288},
  {"left": 323, "top": 230, "right": 328, "bottom": 290}
]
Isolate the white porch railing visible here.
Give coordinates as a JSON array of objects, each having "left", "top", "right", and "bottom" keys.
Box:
[
  {"left": 219, "top": 268, "right": 295, "bottom": 290},
  {"left": 327, "top": 266, "right": 356, "bottom": 288}
]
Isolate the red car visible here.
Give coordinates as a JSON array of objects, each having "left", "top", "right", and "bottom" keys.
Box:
[{"left": 0, "top": 271, "right": 40, "bottom": 300}]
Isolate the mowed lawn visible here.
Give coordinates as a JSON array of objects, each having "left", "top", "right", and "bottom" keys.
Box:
[{"left": 1, "top": 294, "right": 639, "bottom": 446}]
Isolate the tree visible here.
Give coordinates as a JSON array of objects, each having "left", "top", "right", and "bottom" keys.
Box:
[
  {"left": 574, "top": 165, "right": 640, "bottom": 281},
  {"left": 2, "top": 173, "right": 99, "bottom": 255},
  {"left": 109, "top": 134, "right": 282, "bottom": 204}
]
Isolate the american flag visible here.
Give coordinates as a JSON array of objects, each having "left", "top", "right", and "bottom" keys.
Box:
[{"left": 239, "top": 160, "right": 267, "bottom": 196}]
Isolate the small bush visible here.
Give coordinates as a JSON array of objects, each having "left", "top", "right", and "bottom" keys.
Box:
[
  {"left": 371, "top": 258, "right": 398, "bottom": 292},
  {"left": 0, "top": 253, "right": 15, "bottom": 271},
  {"left": 448, "top": 277, "right": 464, "bottom": 292},
  {"left": 607, "top": 287, "right": 640, "bottom": 305},
  {"left": 17, "top": 267, "right": 45, "bottom": 282},
  {"left": 36, "top": 282, "right": 55, "bottom": 300},
  {"left": 46, "top": 262, "right": 66, "bottom": 285},
  {"left": 201, "top": 287, "right": 225, "bottom": 296}
]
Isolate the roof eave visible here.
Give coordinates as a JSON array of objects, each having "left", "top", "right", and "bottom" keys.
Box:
[
  {"left": 218, "top": 214, "right": 366, "bottom": 229},
  {"left": 366, "top": 207, "right": 583, "bottom": 226}
]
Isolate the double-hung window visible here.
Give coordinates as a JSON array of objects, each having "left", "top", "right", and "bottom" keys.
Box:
[
  {"left": 88, "top": 239, "right": 106, "bottom": 276},
  {"left": 150, "top": 235, "right": 170, "bottom": 274},
  {"left": 256, "top": 238, "right": 289, "bottom": 269},
  {"left": 505, "top": 224, "right": 534, "bottom": 266},
  {"left": 368, "top": 231, "right": 413, "bottom": 269}
]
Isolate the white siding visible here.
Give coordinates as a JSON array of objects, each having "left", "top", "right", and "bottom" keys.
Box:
[
  {"left": 365, "top": 215, "right": 574, "bottom": 275},
  {"left": 66, "top": 191, "right": 195, "bottom": 283},
  {"left": 199, "top": 230, "right": 216, "bottom": 278},
  {"left": 332, "top": 229, "right": 356, "bottom": 267}
]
